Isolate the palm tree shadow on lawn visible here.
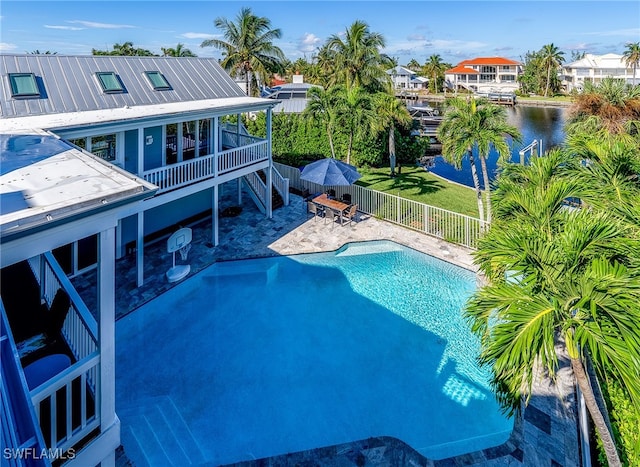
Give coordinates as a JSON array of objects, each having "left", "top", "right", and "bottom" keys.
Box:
[{"left": 357, "top": 172, "right": 445, "bottom": 196}]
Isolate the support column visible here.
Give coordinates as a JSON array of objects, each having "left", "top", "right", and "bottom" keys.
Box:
[
  {"left": 237, "top": 178, "right": 242, "bottom": 205},
  {"left": 213, "top": 117, "right": 219, "bottom": 176},
  {"left": 212, "top": 185, "right": 219, "bottom": 246},
  {"left": 98, "top": 226, "right": 117, "bottom": 432},
  {"left": 266, "top": 108, "right": 273, "bottom": 219},
  {"left": 136, "top": 212, "right": 144, "bottom": 287},
  {"left": 137, "top": 127, "right": 145, "bottom": 175}
]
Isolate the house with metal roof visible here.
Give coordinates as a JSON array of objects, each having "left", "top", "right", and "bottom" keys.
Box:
[
  {"left": 263, "top": 75, "right": 320, "bottom": 114},
  {"left": 0, "top": 54, "right": 284, "bottom": 466},
  {"left": 444, "top": 57, "right": 522, "bottom": 93},
  {"left": 386, "top": 66, "right": 429, "bottom": 91},
  {"left": 560, "top": 53, "right": 640, "bottom": 92}
]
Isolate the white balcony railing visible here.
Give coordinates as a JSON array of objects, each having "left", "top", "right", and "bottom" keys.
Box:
[
  {"left": 142, "top": 138, "right": 268, "bottom": 194},
  {"left": 26, "top": 253, "right": 100, "bottom": 459}
]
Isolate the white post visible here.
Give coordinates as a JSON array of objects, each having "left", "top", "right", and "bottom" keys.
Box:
[
  {"left": 212, "top": 185, "right": 219, "bottom": 246},
  {"left": 213, "top": 117, "right": 219, "bottom": 177},
  {"left": 237, "top": 178, "right": 242, "bottom": 205},
  {"left": 266, "top": 108, "right": 273, "bottom": 219},
  {"left": 136, "top": 212, "right": 144, "bottom": 287},
  {"left": 138, "top": 127, "right": 145, "bottom": 175},
  {"left": 98, "top": 226, "right": 117, "bottom": 435}
]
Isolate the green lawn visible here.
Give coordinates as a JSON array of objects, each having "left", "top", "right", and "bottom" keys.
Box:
[{"left": 356, "top": 165, "right": 480, "bottom": 217}]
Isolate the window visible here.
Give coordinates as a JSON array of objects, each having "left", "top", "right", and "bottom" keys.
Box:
[
  {"left": 96, "top": 72, "right": 124, "bottom": 93},
  {"left": 8, "top": 73, "right": 40, "bottom": 98},
  {"left": 90, "top": 134, "right": 117, "bottom": 161},
  {"left": 144, "top": 71, "right": 171, "bottom": 90}
]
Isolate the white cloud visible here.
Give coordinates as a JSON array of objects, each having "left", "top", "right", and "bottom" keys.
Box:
[
  {"left": 181, "top": 32, "right": 218, "bottom": 40},
  {"left": 0, "top": 42, "right": 18, "bottom": 51},
  {"left": 45, "top": 25, "right": 85, "bottom": 31},
  {"left": 298, "top": 33, "right": 321, "bottom": 53},
  {"left": 67, "top": 20, "right": 135, "bottom": 29},
  {"left": 585, "top": 28, "right": 640, "bottom": 37}
]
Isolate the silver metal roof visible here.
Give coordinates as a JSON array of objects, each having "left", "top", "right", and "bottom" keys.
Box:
[{"left": 0, "top": 54, "right": 247, "bottom": 118}]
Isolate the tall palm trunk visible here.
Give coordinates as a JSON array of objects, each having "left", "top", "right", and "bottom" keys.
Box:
[
  {"left": 327, "top": 126, "right": 336, "bottom": 159},
  {"left": 545, "top": 64, "right": 552, "bottom": 97},
  {"left": 389, "top": 124, "right": 396, "bottom": 176},
  {"left": 479, "top": 155, "right": 492, "bottom": 223},
  {"left": 346, "top": 134, "right": 353, "bottom": 165},
  {"left": 571, "top": 358, "right": 622, "bottom": 467},
  {"left": 468, "top": 149, "right": 485, "bottom": 222}
]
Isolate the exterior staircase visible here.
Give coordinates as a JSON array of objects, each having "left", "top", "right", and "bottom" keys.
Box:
[{"left": 118, "top": 396, "right": 206, "bottom": 466}]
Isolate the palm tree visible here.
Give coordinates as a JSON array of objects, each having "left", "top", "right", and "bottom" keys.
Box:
[
  {"left": 437, "top": 97, "right": 522, "bottom": 222},
  {"left": 92, "top": 42, "right": 156, "bottom": 56},
  {"left": 373, "top": 92, "right": 412, "bottom": 176},
  {"left": 325, "top": 20, "right": 392, "bottom": 90},
  {"left": 29, "top": 50, "right": 57, "bottom": 55},
  {"left": 407, "top": 58, "right": 421, "bottom": 72},
  {"left": 304, "top": 86, "right": 340, "bottom": 158},
  {"left": 161, "top": 43, "right": 196, "bottom": 57},
  {"left": 567, "top": 76, "right": 640, "bottom": 136},
  {"left": 201, "top": 7, "right": 285, "bottom": 96},
  {"left": 539, "top": 43, "right": 565, "bottom": 97},
  {"left": 334, "top": 85, "right": 374, "bottom": 165},
  {"left": 422, "top": 54, "right": 447, "bottom": 94},
  {"left": 468, "top": 149, "right": 640, "bottom": 467},
  {"left": 622, "top": 42, "right": 640, "bottom": 87}
]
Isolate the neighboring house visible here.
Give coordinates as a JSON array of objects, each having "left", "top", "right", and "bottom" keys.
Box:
[
  {"left": 561, "top": 53, "right": 640, "bottom": 92},
  {"left": 444, "top": 57, "right": 522, "bottom": 93},
  {"left": 0, "top": 54, "right": 285, "bottom": 466},
  {"left": 263, "top": 75, "right": 320, "bottom": 114},
  {"left": 386, "top": 66, "right": 429, "bottom": 90}
]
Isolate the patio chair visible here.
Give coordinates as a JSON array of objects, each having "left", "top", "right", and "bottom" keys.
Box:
[
  {"left": 341, "top": 193, "right": 352, "bottom": 204},
  {"left": 324, "top": 208, "right": 338, "bottom": 227},
  {"left": 307, "top": 201, "right": 323, "bottom": 221},
  {"left": 326, "top": 189, "right": 336, "bottom": 199},
  {"left": 340, "top": 204, "right": 359, "bottom": 226}
]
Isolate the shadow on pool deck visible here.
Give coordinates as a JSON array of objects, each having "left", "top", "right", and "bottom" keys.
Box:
[{"left": 75, "top": 184, "right": 579, "bottom": 467}]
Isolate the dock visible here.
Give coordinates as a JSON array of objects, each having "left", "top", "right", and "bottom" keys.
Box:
[{"left": 474, "top": 91, "right": 517, "bottom": 105}]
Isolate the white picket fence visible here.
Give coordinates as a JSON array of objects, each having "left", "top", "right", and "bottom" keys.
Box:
[{"left": 274, "top": 162, "right": 488, "bottom": 249}]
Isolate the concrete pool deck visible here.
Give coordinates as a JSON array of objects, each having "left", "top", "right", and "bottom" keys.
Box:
[{"left": 73, "top": 186, "right": 579, "bottom": 467}]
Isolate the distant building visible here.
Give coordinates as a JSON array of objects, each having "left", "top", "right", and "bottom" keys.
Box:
[
  {"left": 263, "top": 75, "right": 321, "bottom": 114},
  {"left": 444, "top": 57, "right": 522, "bottom": 93},
  {"left": 561, "top": 53, "right": 640, "bottom": 92},
  {"left": 386, "top": 66, "right": 429, "bottom": 91}
]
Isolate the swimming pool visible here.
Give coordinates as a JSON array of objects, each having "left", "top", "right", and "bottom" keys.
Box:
[{"left": 115, "top": 240, "right": 513, "bottom": 465}]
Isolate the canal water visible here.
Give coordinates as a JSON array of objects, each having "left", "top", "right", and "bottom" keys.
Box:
[{"left": 424, "top": 104, "right": 567, "bottom": 188}]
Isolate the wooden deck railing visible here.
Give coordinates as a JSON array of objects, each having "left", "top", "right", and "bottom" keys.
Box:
[{"left": 274, "top": 162, "right": 488, "bottom": 249}]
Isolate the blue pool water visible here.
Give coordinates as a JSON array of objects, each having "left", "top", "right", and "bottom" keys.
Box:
[{"left": 116, "top": 241, "right": 512, "bottom": 465}]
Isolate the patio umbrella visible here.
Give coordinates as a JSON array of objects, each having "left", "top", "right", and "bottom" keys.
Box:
[{"left": 300, "top": 158, "right": 362, "bottom": 186}]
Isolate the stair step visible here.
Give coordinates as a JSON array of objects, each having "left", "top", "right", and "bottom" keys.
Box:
[{"left": 118, "top": 396, "right": 206, "bottom": 466}]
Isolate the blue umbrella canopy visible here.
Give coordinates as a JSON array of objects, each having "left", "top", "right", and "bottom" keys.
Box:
[{"left": 300, "top": 158, "right": 362, "bottom": 186}]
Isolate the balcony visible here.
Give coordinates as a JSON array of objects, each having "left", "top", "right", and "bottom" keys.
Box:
[
  {"left": 142, "top": 131, "right": 269, "bottom": 194},
  {"left": 2, "top": 253, "right": 103, "bottom": 464}
]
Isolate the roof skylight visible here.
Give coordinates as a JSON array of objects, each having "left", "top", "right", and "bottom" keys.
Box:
[
  {"left": 144, "top": 71, "right": 171, "bottom": 90},
  {"left": 8, "top": 73, "right": 41, "bottom": 98},
  {"left": 96, "top": 72, "right": 125, "bottom": 93}
]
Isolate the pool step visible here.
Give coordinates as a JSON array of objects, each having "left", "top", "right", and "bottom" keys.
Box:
[
  {"left": 118, "top": 396, "right": 206, "bottom": 466},
  {"left": 207, "top": 261, "right": 279, "bottom": 283},
  {"left": 335, "top": 241, "right": 405, "bottom": 257}
]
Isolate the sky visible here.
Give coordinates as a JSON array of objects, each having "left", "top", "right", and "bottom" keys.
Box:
[{"left": 1, "top": 1, "right": 639, "bottom": 65}]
